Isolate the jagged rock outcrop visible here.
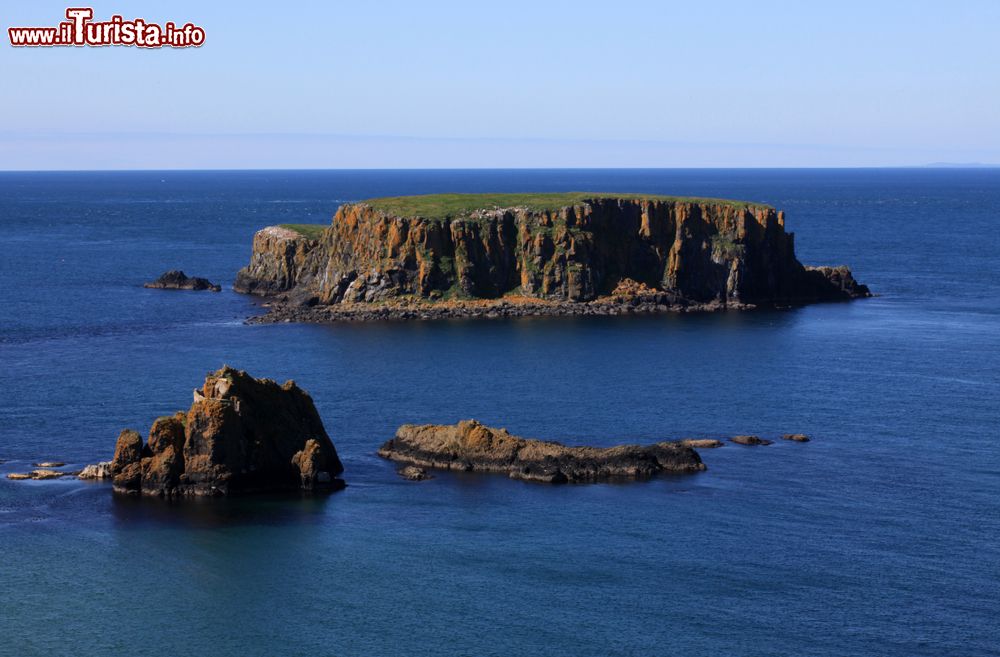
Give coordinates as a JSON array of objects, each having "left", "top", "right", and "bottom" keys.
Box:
[
  {"left": 145, "top": 270, "right": 221, "bottom": 292},
  {"left": 235, "top": 194, "right": 869, "bottom": 313},
  {"left": 377, "top": 420, "right": 706, "bottom": 483},
  {"left": 108, "top": 366, "right": 344, "bottom": 497}
]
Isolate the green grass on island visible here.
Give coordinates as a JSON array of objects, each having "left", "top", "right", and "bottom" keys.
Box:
[
  {"left": 362, "top": 193, "right": 771, "bottom": 220},
  {"left": 279, "top": 223, "right": 327, "bottom": 240}
]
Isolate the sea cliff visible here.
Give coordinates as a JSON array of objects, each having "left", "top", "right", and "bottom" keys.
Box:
[{"left": 235, "top": 193, "right": 869, "bottom": 320}]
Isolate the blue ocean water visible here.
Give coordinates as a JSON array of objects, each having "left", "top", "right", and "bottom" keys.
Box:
[{"left": 0, "top": 169, "right": 998, "bottom": 657}]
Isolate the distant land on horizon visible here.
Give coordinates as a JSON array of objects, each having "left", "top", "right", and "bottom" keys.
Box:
[{"left": 922, "top": 162, "right": 999, "bottom": 168}]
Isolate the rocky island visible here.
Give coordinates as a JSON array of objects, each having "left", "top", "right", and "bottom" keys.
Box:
[
  {"left": 377, "top": 420, "right": 707, "bottom": 483},
  {"left": 100, "top": 366, "right": 344, "bottom": 497},
  {"left": 234, "top": 193, "right": 870, "bottom": 322}
]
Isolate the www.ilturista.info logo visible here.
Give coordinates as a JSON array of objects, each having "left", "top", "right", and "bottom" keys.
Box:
[{"left": 8, "top": 8, "right": 205, "bottom": 48}]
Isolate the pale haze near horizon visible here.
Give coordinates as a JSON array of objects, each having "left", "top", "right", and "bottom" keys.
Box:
[{"left": 1, "top": 0, "right": 998, "bottom": 170}]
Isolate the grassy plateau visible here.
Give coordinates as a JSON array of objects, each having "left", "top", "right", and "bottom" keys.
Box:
[
  {"left": 361, "top": 193, "right": 771, "bottom": 220},
  {"left": 279, "top": 224, "right": 327, "bottom": 240}
]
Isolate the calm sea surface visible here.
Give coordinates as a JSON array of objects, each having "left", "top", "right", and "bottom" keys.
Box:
[{"left": 1, "top": 169, "right": 998, "bottom": 657}]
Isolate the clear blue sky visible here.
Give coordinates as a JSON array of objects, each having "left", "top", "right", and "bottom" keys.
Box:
[{"left": 2, "top": 0, "right": 998, "bottom": 169}]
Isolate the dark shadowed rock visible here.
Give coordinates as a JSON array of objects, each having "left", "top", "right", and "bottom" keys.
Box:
[
  {"left": 377, "top": 420, "right": 705, "bottom": 484},
  {"left": 114, "top": 462, "right": 143, "bottom": 493},
  {"left": 141, "top": 445, "right": 185, "bottom": 496},
  {"left": 144, "top": 270, "right": 221, "bottom": 292},
  {"left": 108, "top": 366, "right": 344, "bottom": 497},
  {"left": 803, "top": 266, "right": 870, "bottom": 299},
  {"left": 731, "top": 435, "right": 773, "bottom": 446},
  {"left": 292, "top": 439, "right": 334, "bottom": 489}
]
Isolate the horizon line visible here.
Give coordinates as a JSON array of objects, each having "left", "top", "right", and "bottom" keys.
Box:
[{"left": 2, "top": 164, "right": 999, "bottom": 174}]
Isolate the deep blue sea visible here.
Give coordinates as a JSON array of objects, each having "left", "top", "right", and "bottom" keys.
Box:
[{"left": 1, "top": 169, "right": 998, "bottom": 657}]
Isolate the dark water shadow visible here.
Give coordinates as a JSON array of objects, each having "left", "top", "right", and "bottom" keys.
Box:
[{"left": 109, "top": 487, "right": 343, "bottom": 530}]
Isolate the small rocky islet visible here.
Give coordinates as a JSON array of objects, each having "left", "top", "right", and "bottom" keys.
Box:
[
  {"left": 144, "top": 270, "right": 221, "bottom": 292},
  {"left": 232, "top": 193, "right": 870, "bottom": 323},
  {"left": 378, "top": 420, "right": 707, "bottom": 483},
  {"left": 72, "top": 366, "right": 344, "bottom": 497}
]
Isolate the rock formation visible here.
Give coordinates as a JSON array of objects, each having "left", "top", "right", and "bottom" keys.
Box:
[
  {"left": 78, "top": 462, "right": 112, "bottom": 479},
  {"left": 145, "top": 270, "right": 221, "bottom": 292},
  {"left": 680, "top": 439, "right": 725, "bottom": 448},
  {"left": 782, "top": 433, "right": 811, "bottom": 442},
  {"left": 377, "top": 420, "right": 706, "bottom": 483},
  {"left": 107, "top": 366, "right": 344, "bottom": 497},
  {"left": 731, "top": 435, "right": 773, "bottom": 446},
  {"left": 235, "top": 194, "right": 869, "bottom": 318}
]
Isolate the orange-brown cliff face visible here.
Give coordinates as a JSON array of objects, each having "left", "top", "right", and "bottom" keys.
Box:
[
  {"left": 234, "top": 226, "right": 323, "bottom": 296},
  {"left": 109, "top": 366, "right": 344, "bottom": 497},
  {"left": 235, "top": 196, "right": 869, "bottom": 307}
]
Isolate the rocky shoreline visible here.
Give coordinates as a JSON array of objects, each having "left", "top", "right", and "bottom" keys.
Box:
[{"left": 247, "top": 294, "right": 751, "bottom": 324}]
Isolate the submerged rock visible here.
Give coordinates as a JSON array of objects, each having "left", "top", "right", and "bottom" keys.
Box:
[
  {"left": 377, "top": 420, "right": 705, "bottom": 484},
  {"left": 731, "top": 435, "right": 773, "bottom": 446},
  {"left": 144, "top": 270, "right": 221, "bottom": 292},
  {"left": 397, "top": 465, "right": 433, "bottom": 481},
  {"left": 33, "top": 461, "right": 66, "bottom": 468},
  {"left": 782, "top": 433, "right": 811, "bottom": 442},
  {"left": 7, "top": 469, "right": 77, "bottom": 481},
  {"left": 108, "top": 366, "right": 344, "bottom": 497},
  {"left": 31, "top": 469, "right": 71, "bottom": 480}
]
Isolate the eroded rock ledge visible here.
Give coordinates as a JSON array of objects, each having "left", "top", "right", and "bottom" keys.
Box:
[
  {"left": 377, "top": 420, "right": 707, "bottom": 483},
  {"left": 235, "top": 194, "right": 870, "bottom": 323},
  {"left": 106, "top": 366, "right": 344, "bottom": 497}
]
